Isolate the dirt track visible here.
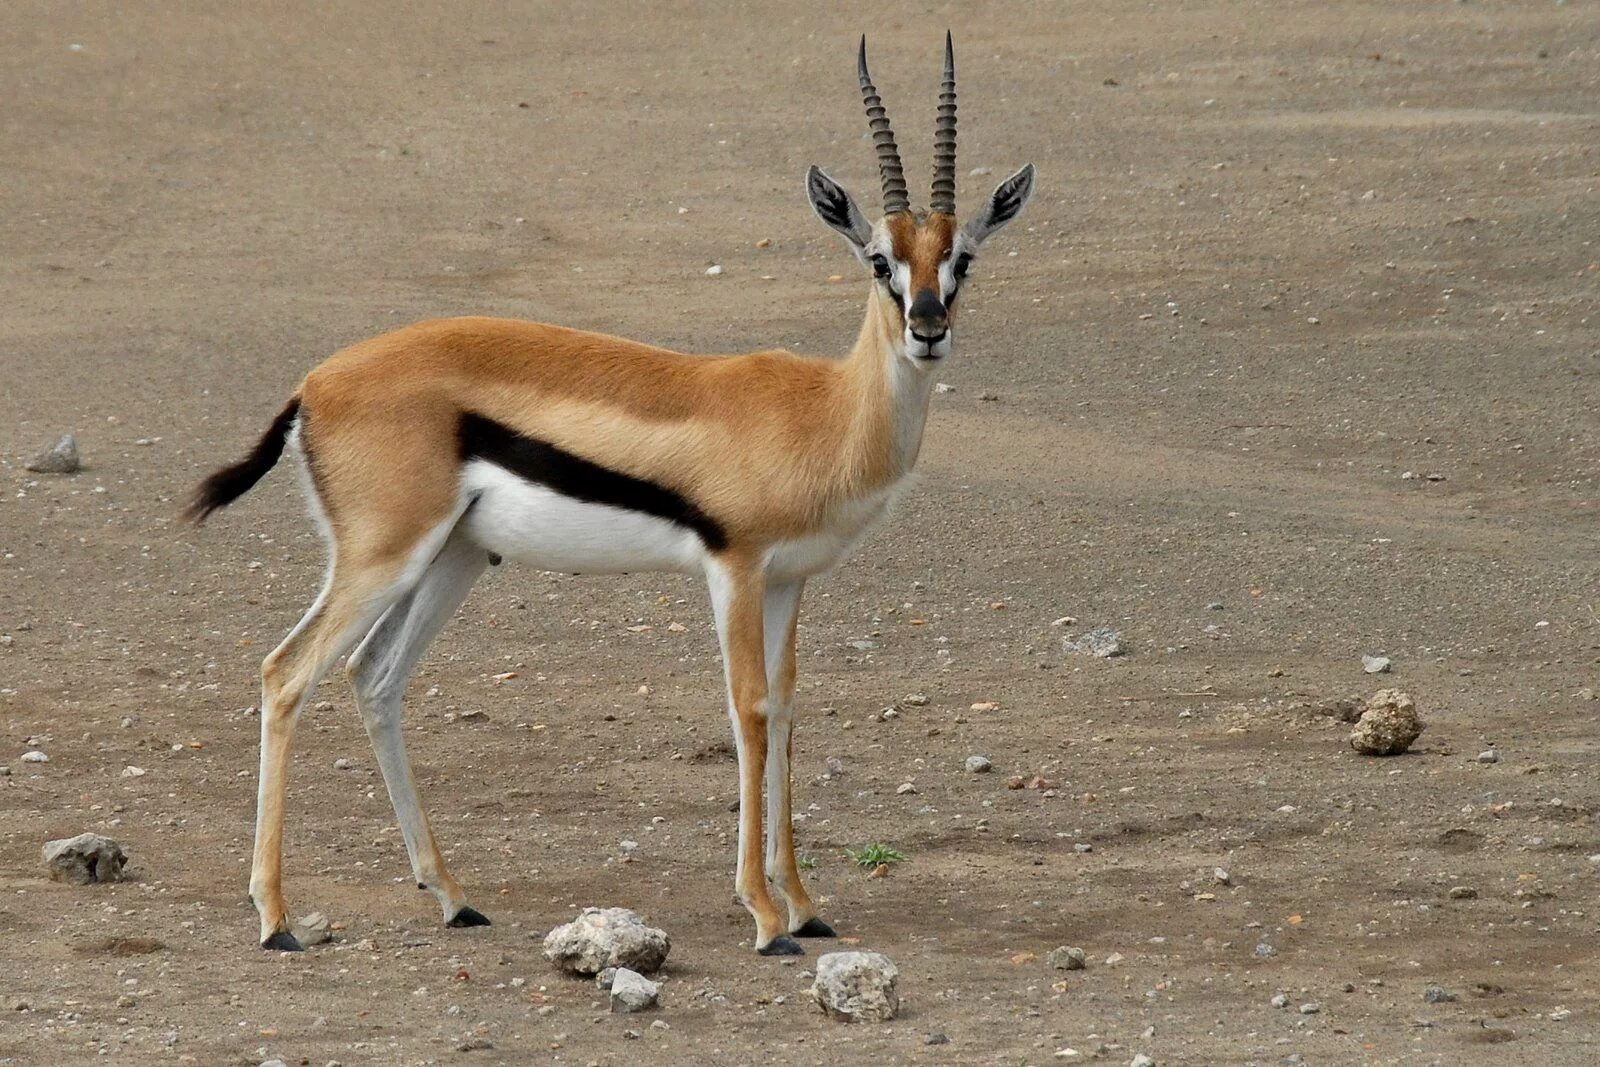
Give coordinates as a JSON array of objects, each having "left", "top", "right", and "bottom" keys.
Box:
[{"left": 3, "top": 2, "right": 1599, "bottom": 1064}]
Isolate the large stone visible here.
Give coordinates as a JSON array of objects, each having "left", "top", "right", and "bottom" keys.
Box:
[
  {"left": 1349, "top": 689, "right": 1424, "bottom": 755},
  {"left": 25, "top": 433, "right": 80, "bottom": 474},
  {"left": 609, "top": 967, "right": 661, "bottom": 1013},
  {"left": 810, "top": 950, "right": 900, "bottom": 1022},
  {"left": 42, "top": 833, "right": 128, "bottom": 884},
  {"left": 542, "top": 907, "right": 670, "bottom": 975}
]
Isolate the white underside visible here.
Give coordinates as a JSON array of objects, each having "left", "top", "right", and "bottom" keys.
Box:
[
  {"left": 459, "top": 460, "right": 706, "bottom": 574},
  {"left": 456, "top": 459, "right": 898, "bottom": 581}
]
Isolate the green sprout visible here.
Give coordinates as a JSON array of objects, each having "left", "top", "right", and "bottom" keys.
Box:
[{"left": 844, "top": 843, "right": 906, "bottom": 869}]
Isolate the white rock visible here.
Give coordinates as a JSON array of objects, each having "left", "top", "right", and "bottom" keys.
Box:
[
  {"left": 42, "top": 832, "right": 128, "bottom": 884},
  {"left": 542, "top": 907, "right": 670, "bottom": 975},
  {"left": 704, "top": 264, "right": 723, "bottom": 276},
  {"left": 609, "top": 967, "right": 661, "bottom": 1013},
  {"left": 810, "top": 951, "right": 899, "bottom": 1022},
  {"left": 1131, "top": 1055, "right": 1156, "bottom": 1067},
  {"left": 965, "top": 755, "right": 992, "bottom": 774},
  {"left": 1361, "top": 654, "right": 1392, "bottom": 674},
  {"left": 120, "top": 765, "right": 146, "bottom": 778},
  {"left": 21, "top": 750, "right": 49, "bottom": 763}
]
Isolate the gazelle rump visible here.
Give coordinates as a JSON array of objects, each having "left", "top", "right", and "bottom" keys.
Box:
[{"left": 189, "top": 34, "right": 1033, "bottom": 956}]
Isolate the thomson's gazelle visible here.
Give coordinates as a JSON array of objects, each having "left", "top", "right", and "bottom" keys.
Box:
[{"left": 191, "top": 34, "right": 1034, "bottom": 956}]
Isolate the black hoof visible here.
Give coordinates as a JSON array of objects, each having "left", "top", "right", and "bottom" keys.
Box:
[
  {"left": 792, "top": 917, "right": 837, "bottom": 938},
  {"left": 757, "top": 935, "right": 805, "bottom": 956},
  {"left": 262, "top": 930, "right": 303, "bottom": 952},
  {"left": 448, "top": 905, "right": 492, "bottom": 928}
]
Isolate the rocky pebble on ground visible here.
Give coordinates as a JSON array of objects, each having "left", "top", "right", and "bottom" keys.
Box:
[
  {"left": 1349, "top": 689, "right": 1424, "bottom": 755},
  {"left": 24, "top": 433, "right": 80, "bottom": 473},
  {"left": 965, "top": 755, "right": 992, "bottom": 773},
  {"left": 292, "top": 911, "right": 333, "bottom": 946},
  {"left": 42, "top": 833, "right": 127, "bottom": 884},
  {"left": 1047, "top": 945, "right": 1087, "bottom": 970},
  {"left": 542, "top": 907, "right": 670, "bottom": 975},
  {"left": 1361, "top": 654, "right": 1392, "bottom": 674},
  {"left": 1065, "top": 626, "right": 1123, "bottom": 658},
  {"left": 810, "top": 951, "right": 899, "bottom": 1022},
  {"left": 609, "top": 967, "right": 661, "bottom": 1013}
]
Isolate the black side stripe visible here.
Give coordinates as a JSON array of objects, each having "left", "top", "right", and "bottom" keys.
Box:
[{"left": 457, "top": 412, "right": 729, "bottom": 552}]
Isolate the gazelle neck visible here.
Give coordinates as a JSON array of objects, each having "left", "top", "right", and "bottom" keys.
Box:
[{"left": 840, "top": 283, "right": 938, "bottom": 490}]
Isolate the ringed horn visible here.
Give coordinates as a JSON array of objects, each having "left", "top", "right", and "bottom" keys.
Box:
[
  {"left": 857, "top": 36, "right": 911, "bottom": 216},
  {"left": 930, "top": 31, "right": 957, "bottom": 215}
]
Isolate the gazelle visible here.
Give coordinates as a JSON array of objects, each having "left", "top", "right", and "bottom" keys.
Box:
[{"left": 189, "top": 34, "right": 1033, "bottom": 956}]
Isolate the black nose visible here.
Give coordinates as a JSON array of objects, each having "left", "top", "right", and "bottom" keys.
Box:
[{"left": 908, "top": 290, "right": 947, "bottom": 341}]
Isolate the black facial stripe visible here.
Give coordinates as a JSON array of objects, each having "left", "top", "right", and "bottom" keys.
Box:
[{"left": 458, "top": 413, "right": 728, "bottom": 552}]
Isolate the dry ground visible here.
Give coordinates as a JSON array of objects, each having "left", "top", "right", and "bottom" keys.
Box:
[{"left": 2, "top": 2, "right": 1599, "bottom": 1064}]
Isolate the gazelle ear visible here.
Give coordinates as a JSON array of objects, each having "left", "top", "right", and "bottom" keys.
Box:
[
  {"left": 806, "top": 166, "right": 872, "bottom": 251},
  {"left": 963, "top": 164, "right": 1035, "bottom": 245}
]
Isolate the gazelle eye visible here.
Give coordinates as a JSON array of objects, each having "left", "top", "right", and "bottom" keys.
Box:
[
  {"left": 953, "top": 253, "right": 973, "bottom": 279},
  {"left": 869, "top": 254, "right": 891, "bottom": 279}
]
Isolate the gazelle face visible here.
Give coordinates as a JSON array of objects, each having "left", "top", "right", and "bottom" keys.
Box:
[
  {"left": 807, "top": 164, "right": 1036, "bottom": 365},
  {"left": 804, "top": 35, "right": 1035, "bottom": 366}
]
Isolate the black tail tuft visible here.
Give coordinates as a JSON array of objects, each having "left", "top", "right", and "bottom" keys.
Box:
[{"left": 183, "top": 399, "right": 301, "bottom": 524}]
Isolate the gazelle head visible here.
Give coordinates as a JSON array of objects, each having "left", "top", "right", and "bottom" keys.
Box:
[{"left": 807, "top": 34, "right": 1035, "bottom": 364}]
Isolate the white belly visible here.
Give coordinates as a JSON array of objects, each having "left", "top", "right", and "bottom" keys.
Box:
[{"left": 459, "top": 460, "right": 706, "bottom": 575}]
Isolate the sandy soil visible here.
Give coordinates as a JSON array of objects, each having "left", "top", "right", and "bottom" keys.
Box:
[{"left": 2, "top": 2, "right": 1599, "bottom": 1064}]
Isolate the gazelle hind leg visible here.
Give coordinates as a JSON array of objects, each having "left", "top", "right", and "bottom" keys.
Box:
[
  {"left": 249, "top": 495, "right": 469, "bottom": 952},
  {"left": 760, "top": 580, "right": 833, "bottom": 937},
  {"left": 251, "top": 558, "right": 416, "bottom": 950},
  {"left": 346, "top": 531, "right": 489, "bottom": 927},
  {"left": 707, "top": 557, "right": 800, "bottom": 955}
]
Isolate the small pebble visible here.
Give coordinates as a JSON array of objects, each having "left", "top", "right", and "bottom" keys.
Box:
[
  {"left": 21, "top": 751, "right": 48, "bottom": 764},
  {"left": 895, "top": 782, "right": 917, "bottom": 795},
  {"left": 1271, "top": 992, "right": 1290, "bottom": 1008},
  {"left": 332, "top": 758, "right": 352, "bottom": 771},
  {"left": 1448, "top": 886, "right": 1478, "bottom": 900},
  {"left": 1361, "top": 654, "right": 1392, "bottom": 674},
  {"left": 1130, "top": 1055, "right": 1155, "bottom": 1067},
  {"left": 925, "top": 1033, "right": 950, "bottom": 1045},
  {"left": 1477, "top": 749, "right": 1499, "bottom": 764},
  {"left": 1423, "top": 985, "right": 1457, "bottom": 1003},
  {"left": 1299, "top": 1002, "right": 1321, "bottom": 1015},
  {"left": 704, "top": 264, "right": 723, "bottom": 276},
  {"left": 964, "top": 755, "right": 992, "bottom": 774}
]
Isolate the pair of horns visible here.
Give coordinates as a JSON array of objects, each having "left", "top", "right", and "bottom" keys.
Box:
[{"left": 858, "top": 32, "right": 956, "bottom": 216}]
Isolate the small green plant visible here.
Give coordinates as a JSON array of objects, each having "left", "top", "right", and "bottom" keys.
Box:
[
  {"left": 844, "top": 843, "right": 906, "bottom": 869},
  {"left": 797, "top": 855, "right": 818, "bottom": 871}
]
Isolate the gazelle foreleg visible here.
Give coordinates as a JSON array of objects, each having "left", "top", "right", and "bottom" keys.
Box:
[
  {"left": 707, "top": 556, "right": 802, "bottom": 955},
  {"left": 761, "top": 579, "right": 835, "bottom": 938},
  {"left": 346, "top": 531, "right": 490, "bottom": 928}
]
